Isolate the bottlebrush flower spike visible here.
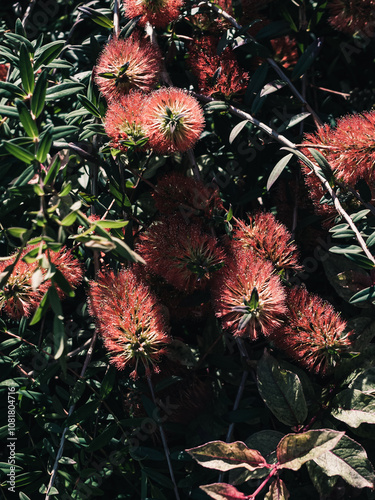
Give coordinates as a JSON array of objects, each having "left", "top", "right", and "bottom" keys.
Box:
[
  {"left": 269, "top": 287, "right": 353, "bottom": 376},
  {"left": 188, "top": 36, "right": 250, "bottom": 98},
  {"left": 212, "top": 248, "right": 287, "bottom": 340},
  {"left": 49, "top": 247, "right": 84, "bottom": 297},
  {"left": 94, "top": 35, "right": 162, "bottom": 101},
  {"left": 89, "top": 267, "right": 170, "bottom": 378},
  {"left": 123, "top": 0, "right": 183, "bottom": 28},
  {"left": 105, "top": 91, "right": 148, "bottom": 152},
  {"left": 144, "top": 87, "right": 205, "bottom": 154},
  {"left": 137, "top": 217, "right": 226, "bottom": 293},
  {"left": 233, "top": 212, "right": 302, "bottom": 274},
  {"left": 270, "top": 36, "right": 298, "bottom": 69},
  {"left": 0, "top": 252, "right": 45, "bottom": 320},
  {"left": 153, "top": 172, "right": 223, "bottom": 218},
  {"left": 328, "top": 0, "right": 375, "bottom": 36}
]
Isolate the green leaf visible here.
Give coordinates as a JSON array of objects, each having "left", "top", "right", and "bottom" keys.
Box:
[
  {"left": 0, "top": 81, "right": 25, "bottom": 99},
  {"left": 31, "top": 69, "right": 48, "bottom": 119},
  {"left": 351, "top": 209, "right": 370, "bottom": 222},
  {"left": 46, "top": 82, "right": 85, "bottom": 101},
  {"left": 267, "top": 153, "right": 293, "bottom": 191},
  {"left": 4, "top": 142, "right": 35, "bottom": 163},
  {"left": 344, "top": 253, "right": 375, "bottom": 270},
  {"left": 0, "top": 104, "right": 19, "bottom": 117},
  {"left": 65, "top": 400, "right": 99, "bottom": 426},
  {"left": 329, "top": 245, "right": 363, "bottom": 255},
  {"left": 331, "top": 389, "right": 375, "bottom": 427},
  {"left": 19, "top": 492, "right": 32, "bottom": 500},
  {"left": 349, "top": 286, "right": 375, "bottom": 305},
  {"left": 308, "top": 148, "right": 333, "bottom": 180},
  {"left": 52, "top": 125, "right": 79, "bottom": 141},
  {"left": 257, "top": 351, "right": 308, "bottom": 426},
  {"left": 44, "top": 156, "right": 61, "bottom": 185},
  {"left": 60, "top": 211, "right": 78, "bottom": 227},
  {"left": 29, "top": 289, "right": 50, "bottom": 325},
  {"left": 100, "top": 366, "right": 116, "bottom": 399},
  {"left": 86, "top": 424, "right": 118, "bottom": 452},
  {"left": 277, "top": 112, "right": 310, "bottom": 132},
  {"left": 19, "top": 43, "right": 34, "bottom": 95},
  {"left": 313, "top": 434, "right": 374, "bottom": 489},
  {"left": 16, "top": 99, "right": 39, "bottom": 139},
  {"left": 200, "top": 483, "right": 248, "bottom": 500},
  {"left": 95, "top": 220, "right": 128, "bottom": 229},
  {"left": 245, "top": 62, "right": 268, "bottom": 104},
  {"left": 7, "top": 227, "right": 28, "bottom": 239},
  {"left": 186, "top": 440, "right": 268, "bottom": 472},
  {"left": 292, "top": 38, "right": 322, "bottom": 80},
  {"left": 119, "top": 16, "right": 141, "bottom": 38},
  {"left": 36, "top": 128, "right": 53, "bottom": 163},
  {"left": 53, "top": 314, "right": 66, "bottom": 359},
  {"left": 259, "top": 80, "right": 286, "bottom": 97},
  {"left": 59, "top": 182, "right": 72, "bottom": 197},
  {"left": 77, "top": 94, "right": 102, "bottom": 118},
  {"left": 204, "top": 101, "right": 228, "bottom": 112},
  {"left": 34, "top": 41, "right": 65, "bottom": 70},
  {"left": 277, "top": 430, "right": 345, "bottom": 471},
  {"left": 229, "top": 120, "right": 249, "bottom": 144},
  {"left": 77, "top": 6, "right": 114, "bottom": 29},
  {"left": 112, "top": 237, "right": 146, "bottom": 264}
]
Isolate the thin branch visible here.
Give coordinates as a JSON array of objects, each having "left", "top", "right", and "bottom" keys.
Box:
[
  {"left": 186, "top": 149, "right": 200, "bottom": 180},
  {"left": 147, "top": 376, "right": 181, "bottom": 500},
  {"left": 113, "top": 0, "right": 120, "bottom": 36},
  {"left": 22, "top": 0, "right": 38, "bottom": 27}
]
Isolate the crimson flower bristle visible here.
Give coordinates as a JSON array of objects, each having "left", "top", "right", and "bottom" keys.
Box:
[
  {"left": 269, "top": 287, "right": 353, "bottom": 376},
  {"left": 233, "top": 212, "right": 302, "bottom": 274},
  {"left": 270, "top": 36, "right": 298, "bottom": 69},
  {"left": 153, "top": 172, "right": 223, "bottom": 218},
  {"left": 212, "top": 248, "right": 287, "bottom": 340},
  {"left": 94, "top": 35, "right": 162, "bottom": 101},
  {"left": 123, "top": 0, "right": 183, "bottom": 28},
  {"left": 328, "top": 0, "right": 375, "bottom": 35},
  {"left": 89, "top": 267, "right": 170, "bottom": 378},
  {"left": 137, "top": 217, "right": 226, "bottom": 293},
  {"left": 49, "top": 247, "right": 84, "bottom": 297},
  {"left": 144, "top": 87, "right": 205, "bottom": 154},
  {"left": 105, "top": 91, "right": 148, "bottom": 152},
  {"left": 188, "top": 36, "right": 250, "bottom": 98}
]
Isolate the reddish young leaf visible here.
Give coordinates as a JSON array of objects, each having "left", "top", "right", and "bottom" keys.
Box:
[{"left": 200, "top": 483, "right": 249, "bottom": 500}]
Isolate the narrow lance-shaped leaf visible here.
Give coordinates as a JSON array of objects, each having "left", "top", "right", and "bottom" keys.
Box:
[
  {"left": 229, "top": 120, "right": 249, "bottom": 144},
  {"left": 200, "top": 483, "right": 249, "bottom": 500},
  {"left": 16, "top": 99, "right": 39, "bottom": 139},
  {"left": 186, "top": 440, "right": 268, "bottom": 472},
  {"left": 277, "top": 429, "right": 345, "bottom": 471},
  {"left": 267, "top": 153, "right": 293, "bottom": 191},
  {"left": 313, "top": 434, "right": 375, "bottom": 489},
  {"left": 34, "top": 40, "right": 65, "bottom": 70},
  {"left": 36, "top": 128, "right": 53, "bottom": 163},
  {"left": 4, "top": 142, "right": 35, "bottom": 163},
  {"left": 19, "top": 43, "right": 34, "bottom": 95},
  {"left": 31, "top": 69, "right": 48, "bottom": 119}
]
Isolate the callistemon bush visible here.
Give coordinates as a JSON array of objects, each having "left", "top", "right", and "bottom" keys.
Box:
[
  {"left": 104, "top": 91, "right": 148, "bottom": 151},
  {"left": 123, "top": 0, "right": 183, "bottom": 28},
  {"left": 328, "top": 0, "right": 375, "bottom": 35},
  {"left": 269, "top": 287, "right": 353, "bottom": 376},
  {"left": 137, "top": 216, "right": 226, "bottom": 293},
  {"left": 233, "top": 212, "right": 302, "bottom": 274},
  {"left": 144, "top": 87, "right": 205, "bottom": 154},
  {"left": 0, "top": 246, "right": 83, "bottom": 320},
  {"left": 188, "top": 35, "right": 250, "bottom": 98},
  {"left": 153, "top": 172, "right": 223, "bottom": 219},
  {"left": 88, "top": 267, "right": 170, "bottom": 379},
  {"left": 212, "top": 247, "right": 287, "bottom": 340},
  {"left": 94, "top": 34, "right": 162, "bottom": 101}
]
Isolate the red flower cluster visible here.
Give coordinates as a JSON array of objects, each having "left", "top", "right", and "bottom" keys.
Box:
[
  {"left": 233, "top": 212, "right": 302, "bottom": 274},
  {"left": 301, "top": 111, "right": 375, "bottom": 220},
  {"left": 328, "top": 0, "right": 375, "bottom": 36},
  {"left": 0, "top": 246, "right": 83, "bottom": 320},
  {"left": 123, "top": 0, "right": 183, "bottom": 28},
  {"left": 89, "top": 267, "right": 170, "bottom": 378},
  {"left": 212, "top": 247, "right": 287, "bottom": 340},
  {"left": 104, "top": 91, "right": 148, "bottom": 152},
  {"left": 188, "top": 36, "right": 250, "bottom": 98},
  {"left": 137, "top": 216, "right": 226, "bottom": 293},
  {"left": 95, "top": 35, "right": 162, "bottom": 101},
  {"left": 153, "top": 172, "right": 223, "bottom": 218},
  {"left": 270, "top": 36, "right": 298, "bottom": 69},
  {"left": 269, "top": 287, "right": 353, "bottom": 376}
]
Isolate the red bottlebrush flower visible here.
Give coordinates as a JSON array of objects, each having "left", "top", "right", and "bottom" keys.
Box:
[
  {"left": 0, "top": 63, "right": 9, "bottom": 82},
  {"left": 94, "top": 35, "right": 162, "bottom": 101},
  {"left": 123, "top": 0, "right": 183, "bottom": 28},
  {"left": 301, "top": 112, "right": 375, "bottom": 222},
  {"left": 49, "top": 247, "right": 84, "bottom": 296},
  {"left": 144, "top": 87, "right": 205, "bottom": 154},
  {"left": 137, "top": 217, "right": 226, "bottom": 293},
  {"left": 153, "top": 172, "right": 223, "bottom": 218},
  {"left": 328, "top": 0, "right": 375, "bottom": 36},
  {"left": 233, "top": 212, "right": 302, "bottom": 274},
  {"left": 270, "top": 36, "right": 298, "bottom": 69},
  {"left": 189, "top": 0, "right": 234, "bottom": 33},
  {"left": 0, "top": 246, "right": 83, "bottom": 320},
  {"left": 212, "top": 248, "right": 287, "bottom": 340},
  {"left": 0, "top": 252, "right": 45, "bottom": 320},
  {"left": 269, "top": 287, "right": 353, "bottom": 376},
  {"left": 104, "top": 91, "right": 148, "bottom": 152},
  {"left": 88, "top": 267, "right": 170, "bottom": 378},
  {"left": 188, "top": 36, "right": 250, "bottom": 98}
]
